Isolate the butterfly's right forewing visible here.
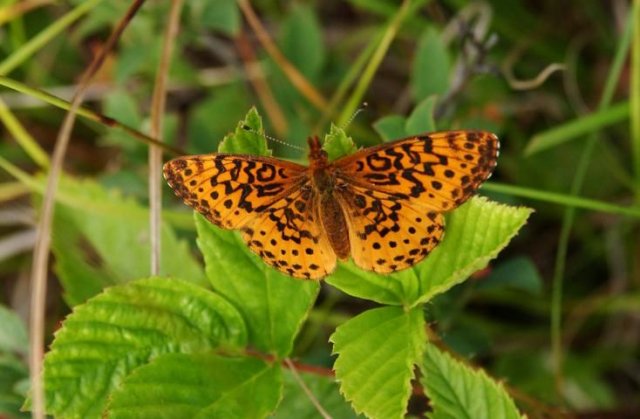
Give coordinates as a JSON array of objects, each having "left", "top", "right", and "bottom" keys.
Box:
[
  {"left": 334, "top": 131, "right": 499, "bottom": 212},
  {"left": 332, "top": 130, "right": 498, "bottom": 274}
]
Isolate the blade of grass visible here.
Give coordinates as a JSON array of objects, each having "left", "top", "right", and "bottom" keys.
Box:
[
  {"left": 0, "top": 76, "right": 182, "bottom": 155},
  {"left": 483, "top": 182, "right": 640, "bottom": 218},
  {"left": 550, "top": 6, "right": 636, "bottom": 400},
  {"left": 0, "top": 98, "right": 48, "bottom": 168},
  {"left": 149, "top": 0, "right": 183, "bottom": 276},
  {"left": 0, "top": 155, "right": 194, "bottom": 230},
  {"left": 28, "top": 2, "right": 145, "bottom": 417},
  {"left": 525, "top": 101, "right": 630, "bottom": 156},
  {"left": 283, "top": 358, "right": 331, "bottom": 419},
  {"left": 348, "top": 0, "right": 430, "bottom": 33},
  {"left": 0, "top": 0, "right": 99, "bottom": 171},
  {"left": 0, "top": 0, "right": 101, "bottom": 75},
  {"left": 315, "top": 28, "right": 381, "bottom": 132},
  {"left": 336, "top": 0, "right": 414, "bottom": 127},
  {"left": 0, "top": 181, "right": 28, "bottom": 201}
]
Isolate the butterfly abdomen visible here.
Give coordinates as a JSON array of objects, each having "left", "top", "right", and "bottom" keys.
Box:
[
  {"left": 311, "top": 165, "right": 350, "bottom": 260},
  {"left": 319, "top": 192, "right": 350, "bottom": 260}
]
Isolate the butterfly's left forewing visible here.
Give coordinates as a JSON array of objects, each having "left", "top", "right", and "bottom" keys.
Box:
[
  {"left": 164, "top": 154, "right": 307, "bottom": 229},
  {"left": 164, "top": 154, "right": 336, "bottom": 279}
]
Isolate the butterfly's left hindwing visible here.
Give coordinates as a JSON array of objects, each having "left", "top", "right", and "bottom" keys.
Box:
[{"left": 164, "top": 154, "right": 337, "bottom": 279}]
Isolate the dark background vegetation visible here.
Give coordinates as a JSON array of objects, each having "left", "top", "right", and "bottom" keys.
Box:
[{"left": 0, "top": 0, "right": 638, "bottom": 417}]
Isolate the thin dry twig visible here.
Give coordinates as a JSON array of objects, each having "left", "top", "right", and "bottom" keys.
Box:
[
  {"left": 235, "top": 30, "right": 288, "bottom": 137},
  {"left": 502, "top": 45, "right": 566, "bottom": 90},
  {"left": 149, "top": 0, "right": 184, "bottom": 275},
  {"left": 283, "top": 358, "right": 332, "bottom": 419},
  {"left": 0, "top": 230, "right": 36, "bottom": 261},
  {"left": 0, "top": 76, "right": 183, "bottom": 155},
  {"left": 436, "top": 14, "right": 499, "bottom": 119},
  {"left": 237, "top": 0, "right": 328, "bottom": 110},
  {"left": 28, "top": 2, "right": 146, "bottom": 417}
]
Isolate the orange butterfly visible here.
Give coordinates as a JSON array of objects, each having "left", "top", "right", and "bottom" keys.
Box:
[{"left": 163, "top": 131, "right": 499, "bottom": 279}]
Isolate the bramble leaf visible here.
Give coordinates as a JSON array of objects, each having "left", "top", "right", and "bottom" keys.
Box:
[
  {"left": 331, "top": 306, "right": 426, "bottom": 419},
  {"left": 41, "top": 277, "right": 246, "bottom": 418},
  {"left": 421, "top": 344, "right": 524, "bottom": 419}
]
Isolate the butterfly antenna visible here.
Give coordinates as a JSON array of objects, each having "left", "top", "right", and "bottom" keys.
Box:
[
  {"left": 242, "top": 125, "right": 305, "bottom": 152},
  {"left": 341, "top": 102, "right": 368, "bottom": 131}
]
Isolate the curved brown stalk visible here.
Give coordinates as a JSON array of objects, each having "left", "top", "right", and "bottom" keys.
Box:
[
  {"left": 28, "top": 1, "right": 147, "bottom": 417},
  {"left": 149, "top": 0, "right": 184, "bottom": 275},
  {"left": 237, "top": 0, "right": 328, "bottom": 110}
]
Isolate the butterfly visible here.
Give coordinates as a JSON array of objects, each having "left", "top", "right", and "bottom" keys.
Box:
[{"left": 163, "top": 131, "right": 499, "bottom": 279}]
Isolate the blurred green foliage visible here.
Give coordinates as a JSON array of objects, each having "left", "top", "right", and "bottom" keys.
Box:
[{"left": 0, "top": 0, "right": 638, "bottom": 418}]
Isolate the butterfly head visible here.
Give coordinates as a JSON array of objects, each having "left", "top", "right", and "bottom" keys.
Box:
[{"left": 308, "top": 136, "right": 329, "bottom": 169}]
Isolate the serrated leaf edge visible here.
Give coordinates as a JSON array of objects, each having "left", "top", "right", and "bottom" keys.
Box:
[{"left": 411, "top": 201, "right": 533, "bottom": 307}]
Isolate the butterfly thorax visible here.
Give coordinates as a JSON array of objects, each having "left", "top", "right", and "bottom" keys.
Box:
[
  {"left": 307, "top": 136, "right": 351, "bottom": 261},
  {"left": 307, "top": 136, "right": 329, "bottom": 170}
]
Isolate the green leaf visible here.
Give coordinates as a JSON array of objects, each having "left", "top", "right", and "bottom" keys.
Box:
[
  {"left": 195, "top": 214, "right": 318, "bottom": 357},
  {"left": 323, "top": 124, "right": 358, "bottom": 161},
  {"left": 331, "top": 306, "right": 426, "bottom": 419},
  {"left": 187, "top": 84, "right": 251, "bottom": 154},
  {"left": 191, "top": 0, "right": 240, "bottom": 36},
  {"left": 0, "top": 305, "right": 28, "bottom": 354},
  {"left": 0, "top": 354, "right": 29, "bottom": 419},
  {"left": 477, "top": 256, "right": 543, "bottom": 295},
  {"left": 273, "top": 369, "right": 362, "bottom": 419},
  {"left": 108, "top": 354, "right": 280, "bottom": 418},
  {"left": 411, "top": 27, "right": 450, "bottom": 101},
  {"left": 51, "top": 176, "right": 207, "bottom": 306},
  {"left": 280, "top": 4, "right": 325, "bottom": 81},
  {"left": 218, "top": 107, "right": 271, "bottom": 156},
  {"left": 421, "top": 344, "right": 524, "bottom": 419},
  {"left": 405, "top": 96, "right": 437, "bottom": 135},
  {"left": 373, "top": 115, "right": 407, "bottom": 141},
  {"left": 327, "top": 197, "right": 533, "bottom": 306},
  {"left": 103, "top": 89, "right": 142, "bottom": 128},
  {"left": 327, "top": 263, "right": 419, "bottom": 306},
  {"left": 115, "top": 34, "right": 161, "bottom": 84},
  {"left": 411, "top": 197, "right": 533, "bottom": 305},
  {"left": 41, "top": 277, "right": 247, "bottom": 418},
  {"left": 101, "top": 90, "right": 143, "bottom": 151}
]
